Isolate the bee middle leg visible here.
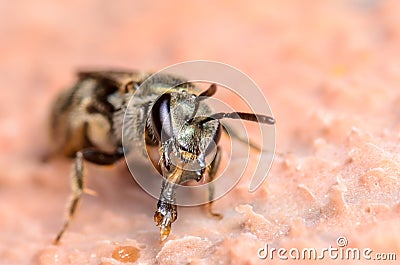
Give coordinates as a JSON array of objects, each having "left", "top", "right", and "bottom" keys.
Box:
[{"left": 205, "top": 146, "right": 223, "bottom": 219}]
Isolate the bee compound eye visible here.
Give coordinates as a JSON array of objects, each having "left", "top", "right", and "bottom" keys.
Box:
[
  {"left": 151, "top": 93, "right": 173, "bottom": 142},
  {"left": 200, "top": 137, "right": 217, "bottom": 166},
  {"left": 204, "top": 123, "right": 221, "bottom": 156}
]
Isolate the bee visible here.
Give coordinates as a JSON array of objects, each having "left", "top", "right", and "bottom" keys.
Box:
[{"left": 50, "top": 70, "right": 275, "bottom": 244}]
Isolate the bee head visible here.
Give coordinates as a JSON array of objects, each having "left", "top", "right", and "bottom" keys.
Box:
[
  {"left": 150, "top": 83, "right": 275, "bottom": 171},
  {"left": 151, "top": 90, "right": 221, "bottom": 170}
]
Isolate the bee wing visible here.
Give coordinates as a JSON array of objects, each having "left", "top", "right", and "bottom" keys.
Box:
[{"left": 77, "top": 70, "right": 149, "bottom": 93}]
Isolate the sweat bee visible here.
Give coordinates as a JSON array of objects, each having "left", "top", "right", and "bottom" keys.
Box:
[{"left": 50, "top": 69, "right": 275, "bottom": 243}]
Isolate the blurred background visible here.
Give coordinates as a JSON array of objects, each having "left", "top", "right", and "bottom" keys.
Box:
[
  {"left": 1, "top": 0, "right": 399, "bottom": 154},
  {"left": 1, "top": 0, "right": 400, "bottom": 264}
]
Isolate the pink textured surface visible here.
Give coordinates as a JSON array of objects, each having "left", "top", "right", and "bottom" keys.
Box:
[{"left": 1, "top": 0, "right": 400, "bottom": 264}]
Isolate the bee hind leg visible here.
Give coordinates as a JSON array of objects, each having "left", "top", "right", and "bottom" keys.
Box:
[
  {"left": 54, "top": 151, "right": 85, "bottom": 244},
  {"left": 82, "top": 146, "right": 124, "bottom": 165},
  {"left": 53, "top": 148, "right": 124, "bottom": 244},
  {"left": 205, "top": 146, "right": 223, "bottom": 219}
]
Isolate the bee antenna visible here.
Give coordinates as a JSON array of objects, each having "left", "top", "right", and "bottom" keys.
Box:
[
  {"left": 199, "top": 112, "right": 275, "bottom": 125},
  {"left": 187, "top": 83, "right": 218, "bottom": 123},
  {"left": 198, "top": 83, "right": 217, "bottom": 99}
]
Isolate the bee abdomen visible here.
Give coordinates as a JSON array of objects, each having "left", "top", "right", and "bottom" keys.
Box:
[{"left": 50, "top": 78, "right": 118, "bottom": 156}]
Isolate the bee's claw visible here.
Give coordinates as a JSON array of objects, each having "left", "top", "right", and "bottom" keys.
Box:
[
  {"left": 154, "top": 211, "right": 172, "bottom": 241},
  {"left": 160, "top": 225, "right": 170, "bottom": 242},
  {"left": 154, "top": 201, "right": 177, "bottom": 242}
]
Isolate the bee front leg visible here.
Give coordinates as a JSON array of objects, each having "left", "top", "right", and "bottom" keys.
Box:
[
  {"left": 154, "top": 163, "right": 183, "bottom": 242},
  {"left": 154, "top": 185, "right": 177, "bottom": 242},
  {"left": 54, "top": 151, "right": 85, "bottom": 244},
  {"left": 205, "top": 146, "right": 223, "bottom": 219}
]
